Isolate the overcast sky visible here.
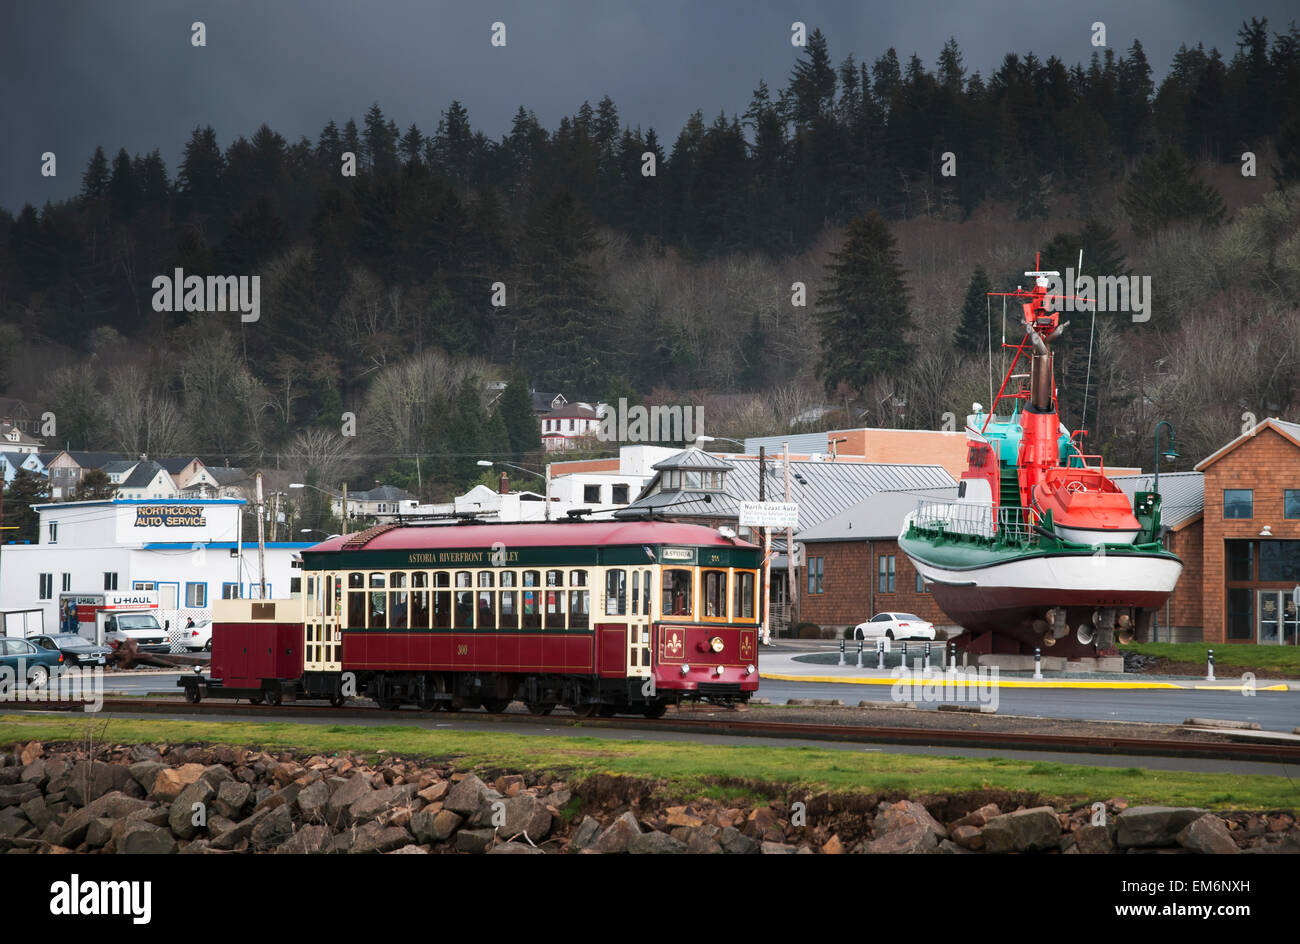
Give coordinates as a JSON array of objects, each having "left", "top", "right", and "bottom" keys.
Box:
[{"left": 2, "top": 0, "right": 1296, "bottom": 213}]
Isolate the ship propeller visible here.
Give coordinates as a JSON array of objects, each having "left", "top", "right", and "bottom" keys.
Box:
[{"left": 1075, "top": 624, "right": 1094, "bottom": 646}]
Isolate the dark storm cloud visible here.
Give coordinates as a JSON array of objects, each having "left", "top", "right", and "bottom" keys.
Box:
[{"left": 1, "top": 0, "right": 1296, "bottom": 213}]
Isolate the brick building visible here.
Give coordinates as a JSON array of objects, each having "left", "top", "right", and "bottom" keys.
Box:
[
  {"left": 796, "top": 489, "right": 959, "bottom": 635},
  {"left": 1193, "top": 419, "right": 1300, "bottom": 644}
]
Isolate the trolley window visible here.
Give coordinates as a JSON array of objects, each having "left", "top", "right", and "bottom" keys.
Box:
[
  {"left": 500, "top": 587, "right": 519, "bottom": 628},
  {"left": 347, "top": 572, "right": 365, "bottom": 628},
  {"left": 433, "top": 571, "right": 451, "bottom": 628},
  {"left": 522, "top": 570, "right": 541, "bottom": 629},
  {"left": 369, "top": 573, "right": 387, "bottom": 629},
  {"left": 734, "top": 571, "right": 756, "bottom": 620},
  {"left": 605, "top": 569, "right": 627, "bottom": 616},
  {"left": 389, "top": 572, "right": 408, "bottom": 629},
  {"left": 703, "top": 569, "right": 727, "bottom": 619},
  {"left": 454, "top": 571, "right": 474, "bottom": 628},
  {"left": 662, "top": 568, "right": 693, "bottom": 617},
  {"left": 570, "top": 586, "right": 590, "bottom": 630},
  {"left": 411, "top": 572, "right": 430, "bottom": 629}
]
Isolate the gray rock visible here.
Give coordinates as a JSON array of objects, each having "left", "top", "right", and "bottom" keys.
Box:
[
  {"left": 686, "top": 826, "right": 724, "bottom": 854},
  {"left": 571, "top": 816, "right": 602, "bottom": 851},
  {"left": 129, "top": 744, "right": 162, "bottom": 764},
  {"left": 594, "top": 811, "right": 642, "bottom": 854},
  {"left": 64, "top": 761, "right": 133, "bottom": 806},
  {"left": 51, "top": 791, "right": 152, "bottom": 847},
  {"left": 981, "top": 807, "right": 1061, "bottom": 854},
  {"left": 211, "top": 807, "right": 270, "bottom": 850},
  {"left": 1117, "top": 807, "right": 1207, "bottom": 848},
  {"left": 760, "top": 841, "right": 798, "bottom": 854},
  {"left": 454, "top": 828, "right": 497, "bottom": 854},
  {"left": 295, "top": 780, "right": 330, "bottom": 822},
  {"left": 169, "top": 778, "right": 217, "bottom": 840},
  {"left": 199, "top": 764, "right": 236, "bottom": 788},
  {"left": 214, "top": 780, "right": 252, "bottom": 820},
  {"left": 118, "top": 822, "right": 178, "bottom": 855},
  {"left": 444, "top": 775, "right": 500, "bottom": 817},
  {"left": 489, "top": 841, "right": 545, "bottom": 854},
  {"left": 939, "top": 839, "right": 972, "bottom": 854},
  {"left": 250, "top": 804, "right": 294, "bottom": 849},
  {"left": 128, "top": 761, "right": 164, "bottom": 792},
  {"left": 19, "top": 759, "right": 47, "bottom": 787},
  {"left": 348, "top": 784, "right": 417, "bottom": 826},
  {"left": 500, "top": 795, "right": 552, "bottom": 841},
  {"left": 388, "top": 845, "right": 429, "bottom": 854},
  {"left": 629, "top": 831, "right": 689, "bottom": 854},
  {"left": 1076, "top": 823, "right": 1117, "bottom": 854},
  {"left": 85, "top": 818, "right": 116, "bottom": 848},
  {"left": 325, "top": 775, "right": 372, "bottom": 827},
  {"left": 865, "top": 823, "right": 940, "bottom": 854},
  {"left": 20, "top": 796, "right": 52, "bottom": 832},
  {"left": 411, "top": 808, "right": 462, "bottom": 844},
  {"left": 719, "top": 826, "right": 760, "bottom": 854},
  {"left": 874, "top": 800, "right": 948, "bottom": 839},
  {"left": 1176, "top": 815, "right": 1240, "bottom": 855},
  {"left": 0, "top": 807, "right": 31, "bottom": 838},
  {"left": 0, "top": 782, "right": 39, "bottom": 809},
  {"left": 349, "top": 821, "right": 413, "bottom": 854}
]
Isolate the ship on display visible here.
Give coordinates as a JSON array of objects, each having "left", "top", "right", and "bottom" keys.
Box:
[{"left": 899, "top": 261, "right": 1182, "bottom": 658}]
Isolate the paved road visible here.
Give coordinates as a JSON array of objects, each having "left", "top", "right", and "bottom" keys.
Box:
[
  {"left": 9, "top": 704, "right": 1292, "bottom": 778},
  {"left": 757, "top": 679, "right": 1300, "bottom": 732},
  {"left": 103, "top": 670, "right": 1300, "bottom": 732}
]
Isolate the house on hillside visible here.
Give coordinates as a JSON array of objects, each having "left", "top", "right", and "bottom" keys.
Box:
[
  {"left": 541, "top": 403, "right": 602, "bottom": 452},
  {"left": 114, "top": 461, "right": 180, "bottom": 500},
  {"left": 43, "top": 451, "right": 126, "bottom": 499},
  {"left": 0, "top": 422, "right": 43, "bottom": 456}
]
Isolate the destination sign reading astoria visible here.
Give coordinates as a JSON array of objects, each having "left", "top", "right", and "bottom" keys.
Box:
[{"left": 133, "top": 505, "right": 208, "bottom": 528}]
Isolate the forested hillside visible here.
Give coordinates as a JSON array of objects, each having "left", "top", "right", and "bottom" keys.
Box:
[{"left": 2, "top": 19, "right": 1299, "bottom": 499}]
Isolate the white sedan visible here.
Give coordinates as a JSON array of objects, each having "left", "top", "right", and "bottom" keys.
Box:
[
  {"left": 853, "top": 612, "right": 937, "bottom": 641},
  {"left": 181, "top": 619, "right": 214, "bottom": 652}
]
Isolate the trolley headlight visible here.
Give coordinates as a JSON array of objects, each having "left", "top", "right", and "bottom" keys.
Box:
[
  {"left": 680, "top": 664, "right": 690, "bottom": 675},
  {"left": 709, "top": 636, "right": 724, "bottom": 653},
  {"left": 715, "top": 665, "right": 725, "bottom": 676}
]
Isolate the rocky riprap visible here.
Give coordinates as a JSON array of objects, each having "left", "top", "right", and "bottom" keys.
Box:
[{"left": 0, "top": 741, "right": 1296, "bottom": 854}]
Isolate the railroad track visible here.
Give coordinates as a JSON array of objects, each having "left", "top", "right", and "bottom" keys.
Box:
[{"left": 8, "top": 697, "right": 1299, "bottom": 765}]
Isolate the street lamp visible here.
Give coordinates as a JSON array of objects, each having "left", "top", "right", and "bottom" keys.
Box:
[
  {"left": 300, "top": 529, "right": 340, "bottom": 540},
  {"left": 477, "top": 460, "right": 552, "bottom": 521},
  {"left": 1153, "top": 421, "right": 1178, "bottom": 496}
]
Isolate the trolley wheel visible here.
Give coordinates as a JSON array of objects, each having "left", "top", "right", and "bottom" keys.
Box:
[
  {"left": 378, "top": 698, "right": 401, "bottom": 711},
  {"left": 248, "top": 695, "right": 264, "bottom": 706},
  {"left": 481, "top": 698, "right": 511, "bottom": 714},
  {"left": 598, "top": 705, "right": 619, "bottom": 717},
  {"left": 642, "top": 702, "right": 668, "bottom": 719},
  {"left": 570, "top": 703, "right": 598, "bottom": 718},
  {"left": 266, "top": 688, "right": 283, "bottom": 707},
  {"left": 185, "top": 686, "right": 202, "bottom": 704},
  {"left": 525, "top": 702, "right": 555, "bottom": 716},
  {"left": 329, "top": 694, "right": 346, "bottom": 708}
]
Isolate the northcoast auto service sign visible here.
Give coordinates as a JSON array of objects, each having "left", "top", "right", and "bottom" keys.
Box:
[{"left": 133, "top": 505, "right": 207, "bottom": 527}]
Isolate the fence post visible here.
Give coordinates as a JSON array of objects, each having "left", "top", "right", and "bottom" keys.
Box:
[
  {"left": 876, "top": 638, "right": 886, "bottom": 670},
  {"left": 924, "top": 642, "right": 931, "bottom": 672},
  {"left": 838, "top": 638, "right": 845, "bottom": 666},
  {"left": 1206, "top": 648, "right": 1215, "bottom": 681},
  {"left": 856, "top": 638, "right": 863, "bottom": 668},
  {"left": 1033, "top": 647, "right": 1042, "bottom": 680}
]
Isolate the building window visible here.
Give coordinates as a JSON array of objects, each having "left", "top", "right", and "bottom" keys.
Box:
[
  {"left": 878, "top": 555, "right": 896, "bottom": 593},
  {"left": 612, "top": 484, "right": 629, "bottom": 504},
  {"left": 916, "top": 571, "right": 928, "bottom": 593},
  {"left": 290, "top": 577, "right": 301, "bottom": 594},
  {"left": 62, "top": 573, "right": 71, "bottom": 592},
  {"left": 104, "top": 572, "right": 118, "bottom": 591},
  {"left": 584, "top": 484, "right": 601, "bottom": 504},
  {"left": 1286, "top": 490, "right": 1300, "bottom": 519},
  {"left": 222, "top": 582, "right": 240, "bottom": 599},
  {"left": 806, "top": 557, "right": 824, "bottom": 594},
  {"left": 1223, "top": 489, "right": 1253, "bottom": 519},
  {"left": 39, "top": 573, "right": 53, "bottom": 600},
  {"left": 1259, "top": 541, "right": 1300, "bottom": 582},
  {"left": 186, "top": 582, "right": 207, "bottom": 607},
  {"left": 47, "top": 521, "right": 57, "bottom": 544}
]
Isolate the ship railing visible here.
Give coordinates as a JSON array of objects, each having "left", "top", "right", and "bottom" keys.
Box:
[{"left": 910, "top": 500, "right": 1037, "bottom": 547}]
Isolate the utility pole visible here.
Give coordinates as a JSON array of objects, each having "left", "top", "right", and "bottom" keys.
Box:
[
  {"left": 270, "top": 491, "right": 279, "bottom": 542},
  {"left": 784, "top": 441, "right": 797, "bottom": 627},
  {"left": 255, "top": 472, "right": 267, "bottom": 599},
  {"left": 341, "top": 483, "right": 349, "bottom": 536},
  {"left": 759, "top": 447, "right": 770, "bottom": 644}
]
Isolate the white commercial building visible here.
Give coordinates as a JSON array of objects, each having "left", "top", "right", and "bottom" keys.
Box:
[{"left": 0, "top": 499, "right": 309, "bottom": 640}]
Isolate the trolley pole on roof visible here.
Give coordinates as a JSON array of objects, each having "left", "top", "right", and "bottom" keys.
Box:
[
  {"left": 759, "top": 446, "right": 770, "bottom": 644},
  {"left": 784, "top": 441, "right": 797, "bottom": 628}
]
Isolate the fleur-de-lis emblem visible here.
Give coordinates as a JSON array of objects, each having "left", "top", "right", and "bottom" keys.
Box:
[{"left": 665, "top": 631, "right": 683, "bottom": 656}]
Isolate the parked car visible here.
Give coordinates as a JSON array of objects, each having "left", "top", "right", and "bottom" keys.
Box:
[
  {"left": 0, "top": 636, "right": 64, "bottom": 687},
  {"left": 29, "top": 634, "right": 112, "bottom": 667},
  {"left": 181, "top": 619, "right": 213, "bottom": 652},
  {"left": 853, "top": 612, "right": 937, "bottom": 641},
  {"left": 103, "top": 613, "right": 170, "bottom": 653}
]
